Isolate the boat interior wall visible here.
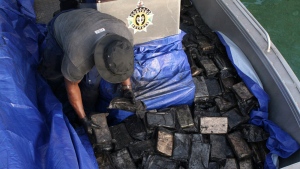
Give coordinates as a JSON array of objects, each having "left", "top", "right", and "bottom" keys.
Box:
[{"left": 191, "top": 0, "right": 300, "bottom": 167}]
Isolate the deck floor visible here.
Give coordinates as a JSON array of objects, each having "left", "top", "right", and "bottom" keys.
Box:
[{"left": 34, "top": 0, "right": 59, "bottom": 24}]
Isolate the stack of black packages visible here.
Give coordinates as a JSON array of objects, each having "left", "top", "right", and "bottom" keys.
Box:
[
  {"left": 94, "top": 105, "right": 269, "bottom": 168},
  {"left": 93, "top": 0, "right": 270, "bottom": 168}
]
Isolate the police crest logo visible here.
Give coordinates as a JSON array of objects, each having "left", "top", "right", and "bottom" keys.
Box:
[{"left": 127, "top": 0, "right": 154, "bottom": 34}]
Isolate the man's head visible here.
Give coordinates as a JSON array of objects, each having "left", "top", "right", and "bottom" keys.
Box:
[{"left": 94, "top": 34, "right": 134, "bottom": 83}]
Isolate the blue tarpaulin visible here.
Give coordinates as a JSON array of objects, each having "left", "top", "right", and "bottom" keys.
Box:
[
  {"left": 0, "top": 1, "right": 97, "bottom": 168},
  {"left": 217, "top": 32, "right": 300, "bottom": 169},
  {"left": 133, "top": 32, "right": 195, "bottom": 110}
]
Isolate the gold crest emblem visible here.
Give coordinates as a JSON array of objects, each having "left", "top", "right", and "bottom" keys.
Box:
[{"left": 127, "top": 0, "right": 154, "bottom": 34}]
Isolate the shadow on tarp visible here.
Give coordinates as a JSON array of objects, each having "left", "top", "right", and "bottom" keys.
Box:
[{"left": 0, "top": 0, "right": 98, "bottom": 168}]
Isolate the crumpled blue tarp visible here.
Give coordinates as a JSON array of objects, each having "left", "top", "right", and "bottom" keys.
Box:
[
  {"left": 97, "top": 31, "right": 195, "bottom": 124},
  {"left": 0, "top": 0, "right": 98, "bottom": 168},
  {"left": 133, "top": 31, "right": 195, "bottom": 110},
  {"left": 216, "top": 32, "right": 300, "bottom": 169}
]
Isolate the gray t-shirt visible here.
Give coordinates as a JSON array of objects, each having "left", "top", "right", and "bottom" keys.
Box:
[{"left": 54, "top": 8, "right": 133, "bottom": 82}]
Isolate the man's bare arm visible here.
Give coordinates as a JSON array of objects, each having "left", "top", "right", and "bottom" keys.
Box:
[
  {"left": 64, "top": 78, "right": 86, "bottom": 119},
  {"left": 121, "top": 78, "right": 132, "bottom": 89},
  {"left": 121, "top": 78, "right": 136, "bottom": 103}
]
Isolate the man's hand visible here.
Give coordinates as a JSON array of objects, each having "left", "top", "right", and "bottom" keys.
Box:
[
  {"left": 122, "top": 86, "right": 135, "bottom": 104},
  {"left": 108, "top": 98, "right": 146, "bottom": 118},
  {"left": 81, "top": 116, "right": 101, "bottom": 135}
]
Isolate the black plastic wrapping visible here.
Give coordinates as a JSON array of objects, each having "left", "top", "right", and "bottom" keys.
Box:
[
  {"left": 223, "top": 158, "right": 238, "bottom": 169},
  {"left": 91, "top": 113, "right": 113, "bottom": 152},
  {"left": 146, "top": 109, "right": 176, "bottom": 130},
  {"left": 124, "top": 115, "right": 147, "bottom": 141},
  {"left": 198, "top": 38, "right": 215, "bottom": 54},
  {"left": 189, "top": 141, "right": 210, "bottom": 169},
  {"left": 109, "top": 123, "right": 134, "bottom": 151},
  {"left": 180, "top": 24, "right": 200, "bottom": 36},
  {"left": 181, "top": 0, "right": 192, "bottom": 8},
  {"left": 108, "top": 98, "right": 147, "bottom": 116},
  {"left": 215, "top": 92, "right": 237, "bottom": 112},
  {"left": 111, "top": 148, "right": 136, "bottom": 169},
  {"left": 193, "top": 105, "right": 220, "bottom": 132},
  {"left": 208, "top": 162, "right": 220, "bottom": 169},
  {"left": 227, "top": 131, "right": 252, "bottom": 160},
  {"left": 232, "top": 82, "right": 254, "bottom": 102},
  {"left": 187, "top": 5, "right": 219, "bottom": 44},
  {"left": 249, "top": 141, "right": 268, "bottom": 169},
  {"left": 142, "top": 155, "right": 178, "bottom": 169},
  {"left": 194, "top": 100, "right": 216, "bottom": 110},
  {"left": 221, "top": 108, "right": 249, "bottom": 130},
  {"left": 193, "top": 76, "right": 209, "bottom": 102},
  {"left": 238, "top": 98, "right": 259, "bottom": 116},
  {"left": 197, "top": 25, "right": 219, "bottom": 45},
  {"left": 210, "top": 135, "right": 226, "bottom": 165},
  {"left": 200, "top": 59, "right": 219, "bottom": 77},
  {"left": 239, "top": 159, "right": 253, "bottom": 169},
  {"left": 205, "top": 78, "right": 222, "bottom": 97},
  {"left": 189, "top": 47, "right": 203, "bottom": 60},
  {"left": 193, "top": 104, "right": 218, "bottom": 116},
  {"left": 220, "top": 77, "right": 238, "bottom": 92},
  {"left": 191, "top": 134, "right": 204, "bottom": 143},
  {"left": 108, "top": 97, "right": 136, "bottom": 112},
  {"left": 172, "top": 133, "right": 191, "bottom": 161},
  {"left": 180, "top": 14, "right": 194, "bottom": 25},
  {"left": 193, "top": 35, "right": 214, "bottom": 54},
  {"left": 193, "top": 103, "right": 221, "bottom": 117},
  {"left": 128, "top": 140, "right": 155, "bottom": 162},
  {"left": 182, "top": 34, "right": 198, "bottom": 49},
  {"left": 95, "top": 152, "right": 114, "bottom": 169},
  {"left": 212, "top": 51, "right": 236, "bottom": 79},
  {"left": 175, "top": 105, "right": 197, "bottom": 132},
  {"left": 239, "top": 124, "right": 269, "bottom": 142},
  {"left": 186, "top": 5, "right": 201, "bottom": 19},
  {"left": 225, "top": 140, "right": 235, "bottom": 158}
]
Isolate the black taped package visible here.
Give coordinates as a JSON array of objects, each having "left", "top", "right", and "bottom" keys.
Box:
[{"left": 124, "top": 115, "right": 147, "bottom": 141}]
